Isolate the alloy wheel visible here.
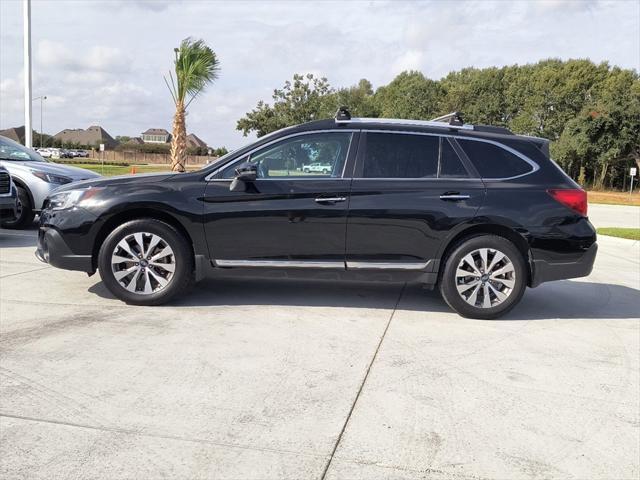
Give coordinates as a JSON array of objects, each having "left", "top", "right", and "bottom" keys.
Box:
[
  {"left": 111, "top": 232, "right": 176, "bottom": 295},
  {"left": 455, "top": 248, "right": 516, "bottom": 308}
]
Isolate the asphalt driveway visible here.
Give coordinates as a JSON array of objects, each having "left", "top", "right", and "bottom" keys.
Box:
[{"left": 0, "top": 209, "right": 638, "bottom": 479}]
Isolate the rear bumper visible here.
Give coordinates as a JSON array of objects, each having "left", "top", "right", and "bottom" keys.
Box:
[
  {"left": 530, "top": 242, "right": 597, "bottom": 287},
  {"left": 36, "top": 226, "right": 94, "bottom": 273}
]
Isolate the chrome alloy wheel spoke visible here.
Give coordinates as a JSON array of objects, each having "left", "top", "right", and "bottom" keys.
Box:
[
  {"left": 111, "top": 232, "right": 175, "bottom": 295},
  {"left": 455, "top": 248, "right": 516, "bottom": 308}
]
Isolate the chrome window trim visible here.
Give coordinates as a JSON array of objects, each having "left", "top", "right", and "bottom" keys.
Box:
[
  {"left": 346, "top": 261, "right": 430, "bottom": 270},
  {"left": 359, "top": 129, "right": 540, "bottom": 181},
  {"left": 215, "top": 259, "right": 345, "bottom": 269},
  {"left": 336, "top": 117, "right": 475, "bottom": 131},
  {"left": 204, "top": 129, "right": 358, "bottom": 182}
]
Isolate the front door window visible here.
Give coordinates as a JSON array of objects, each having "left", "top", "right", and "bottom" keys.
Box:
[{"left": 221, "top": 132, "right": 353, "bottom": 179}]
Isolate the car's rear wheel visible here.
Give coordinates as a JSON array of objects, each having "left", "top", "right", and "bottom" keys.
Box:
[
  {"left": 98, "top": 219, "right": 193, "bottom": 305},
  {"left": 439, "top": 235, "right": 526, "bottom": 319},
  {"left": 1, "top": 185, "right": 34, "bottom": 229}
]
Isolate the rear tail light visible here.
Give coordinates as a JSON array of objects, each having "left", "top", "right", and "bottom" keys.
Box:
[{"left": 547, "top": 189, "right": 588, "bottom": 216}]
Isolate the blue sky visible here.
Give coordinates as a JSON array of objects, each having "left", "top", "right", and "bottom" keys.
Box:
[{"left": 1, "top": 0, "right": 639, "bottom": 149}]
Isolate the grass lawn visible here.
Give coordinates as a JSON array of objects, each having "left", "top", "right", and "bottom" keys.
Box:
[
  {"left": 588, "top": 190, "right": 640, "bottom": 206},
  {"left": 596, "top": 228, "right": 640, "bottom": 241},
  {"left": 68, "top": 163, "right": 203, "bottom": 176}
]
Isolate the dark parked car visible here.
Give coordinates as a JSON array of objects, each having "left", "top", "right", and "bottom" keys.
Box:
[
  {"left": 36, "top": 110, "right": 597, "bottom": 318},
  {"left": 0, "top": 166, "right": 17, "bottom": 222}
]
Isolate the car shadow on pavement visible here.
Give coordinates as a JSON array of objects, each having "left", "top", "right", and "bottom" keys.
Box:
[{"left": 89, "top": 276, "right": 640, "bottom": 320}]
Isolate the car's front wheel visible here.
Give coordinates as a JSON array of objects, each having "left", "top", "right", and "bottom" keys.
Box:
[
  {"left": 1, "top": 185, "right": 34, "bottom": 229},
  {"left": 439, "top": 235, "right": 526, "bottom": 319},
  {"left": 98, "top": 219, "right": 193, "bottom": 305}
]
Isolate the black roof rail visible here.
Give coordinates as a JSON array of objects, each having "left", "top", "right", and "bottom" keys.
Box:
[{"left": 473, "top": 125, "right": 514, "bottom": 135}]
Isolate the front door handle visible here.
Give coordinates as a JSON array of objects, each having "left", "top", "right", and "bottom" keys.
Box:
[
  {"left": 315, "top": 196, "right": 347, "bottom": 204},
  {"left": 439, "top": 192, "right": 470, "bottom": 201}
]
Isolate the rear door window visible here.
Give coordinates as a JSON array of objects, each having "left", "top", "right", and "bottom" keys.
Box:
[
  {"left": 360, "top": 133, "right": 470, "bottom": 179},
  {"left": 439, "top": 139, "right": 469, "bottom": 178},
  {"left": 362, "top": 133, "right": 439, "bottom": 178},
  {"left": 457, "top": 139, "right": 533, "bottom": 179}
]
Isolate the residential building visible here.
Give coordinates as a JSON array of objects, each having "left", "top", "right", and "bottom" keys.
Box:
[
  {"left": 186, "top": 133, "right": 208, "bottom": 149},
  {"left": 0, "top": 126, "right": 27, "bottom": 144},
  {"left": 141, "top": 128, "right": 171, "bottom": 143},
  {"left": 54, "top": 125, "right": 117, "bottom": 149}
]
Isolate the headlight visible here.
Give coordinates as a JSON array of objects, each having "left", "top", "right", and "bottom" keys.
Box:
[
  {"left": 32, "top": 171, "right": 73, "bottom": 184},
  {"left": 47, "top": 188, "right": 103, "bottom": 211}
]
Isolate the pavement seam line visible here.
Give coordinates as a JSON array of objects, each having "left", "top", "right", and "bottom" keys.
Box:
[
  {"left": 0, "top": 413, "right": 324, "bottom": 460},
  {"left": 0, "top": 266, "right": 51, "bottom": 279},
  {"left": 319, "top": 282, "right": 406, "bottom": 480}
]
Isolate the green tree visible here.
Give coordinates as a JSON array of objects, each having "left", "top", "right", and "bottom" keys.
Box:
[
  {"left": 332, "top": 79, "right": 380, "bottom": 118},
  {"left": 165, "top": 38, "right": 220, "bottom": 172},
  {"left": 553, "top": 67, "right": 640, "bottom": 188},
  {"left": 440, "top": 67, "right": 508, "bottom": 125},
  {"left": 374, "top": 71, "right": 443, "bottom": 119},
  {"left": 237, "top": 73, "right": 334, "bottom": 137}
]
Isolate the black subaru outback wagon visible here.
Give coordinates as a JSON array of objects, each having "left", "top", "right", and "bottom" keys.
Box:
[{"left": 36, "top": 110, "right": 597, "bottom": 319}]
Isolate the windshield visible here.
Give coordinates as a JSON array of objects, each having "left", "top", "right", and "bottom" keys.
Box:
[{"left": 0, "top": 135, "right": 47, "bottom": 162}]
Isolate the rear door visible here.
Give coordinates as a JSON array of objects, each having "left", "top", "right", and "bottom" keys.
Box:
[
  {"left": 346, "top": 131, "right": 485, "bottom": 270},
  {"left": 203, "top": 130, "right": 357, "bottom": 267}
]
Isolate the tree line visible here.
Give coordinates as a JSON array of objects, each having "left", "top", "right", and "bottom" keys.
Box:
[{"left": 237, "top": 60, "right": 639, "bottom": 190}]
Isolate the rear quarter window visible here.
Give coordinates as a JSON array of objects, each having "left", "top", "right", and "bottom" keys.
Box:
[{"left": 458, "top": 139, "right": 533, "bottom": 179}]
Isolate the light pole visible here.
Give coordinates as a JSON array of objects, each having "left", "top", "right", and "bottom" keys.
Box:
[
  {"left": 32, "top": 95, "right": 46, "bottom": 148},
  {"left": 23, "top": 0, "right": 33, "bottom": 148}
]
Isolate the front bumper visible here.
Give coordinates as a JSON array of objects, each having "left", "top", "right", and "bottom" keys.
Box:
[
  {"left": 530, "top": 242, "right": 598, "bottom": 287},
  {"left": 36, "top": 226, "right": 95, "bottom": 273},
  {"left": 0, "top": 195, "right": 17, "bottom": 220}
]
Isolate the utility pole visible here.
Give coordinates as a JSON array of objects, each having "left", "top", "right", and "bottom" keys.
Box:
[{"left": 23, "top": 0, "right": 33, "bottom": 148}]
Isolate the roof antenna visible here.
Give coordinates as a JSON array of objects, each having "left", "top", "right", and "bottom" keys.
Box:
[{"left": 335, "top": 106, "right": 351, "bottom": 122}]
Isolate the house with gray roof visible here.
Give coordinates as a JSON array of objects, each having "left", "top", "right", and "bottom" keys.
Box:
[
  {"left": 186, "top": 133, "right": 207, "bottom": 149},
  {"left": 141, "top": 128, "right": 171, "bottom": 143},
  {"left": 54, "top": 125, "right": 117, "bottom": 149}
]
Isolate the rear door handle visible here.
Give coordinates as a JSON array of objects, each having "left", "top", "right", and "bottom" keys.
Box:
[
  {"left": 315, "top": 196, "right": 347, "bottom": 204},
  {"left": 439, "top": 192, "right": 470, "bottom": 201}
]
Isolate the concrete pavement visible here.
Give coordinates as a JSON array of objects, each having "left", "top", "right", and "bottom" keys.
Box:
[{"left": 0, "top": 226, "right": 638, "bottom": 479}]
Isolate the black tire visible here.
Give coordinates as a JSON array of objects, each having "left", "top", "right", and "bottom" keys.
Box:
[
  {"left": 1, "top": 185, "right": 34, "bottom": 229},
  {"left": 439, "top": 235, "right": 527, "bottom": 319},
  {"left": 98, "top": 218, "right": 193, "bottom": 305}
]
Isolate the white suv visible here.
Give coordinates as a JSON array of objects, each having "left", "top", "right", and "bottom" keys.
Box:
[{"left": 302, "top": 162, "right": 332, "bottom": 174}]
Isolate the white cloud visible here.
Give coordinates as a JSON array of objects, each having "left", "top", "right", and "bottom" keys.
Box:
[{"left": 37, "top": 40, "right": 129, "bottom": 73}]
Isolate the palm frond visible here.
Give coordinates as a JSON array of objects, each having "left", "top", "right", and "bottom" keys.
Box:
[{"left": 173, "top": 37, "right": 220, "bottom": 105}]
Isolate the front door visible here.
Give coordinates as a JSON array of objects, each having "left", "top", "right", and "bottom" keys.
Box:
[
  {"left": 346, "top": 131, "right": 486, "bottom": 270},
  {"left": 203, "top": 131, "right": 358, "bottom": 267}
]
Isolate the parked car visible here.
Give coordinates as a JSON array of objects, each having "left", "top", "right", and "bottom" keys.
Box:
[
  {"left": 302, "top": 162, "right": 332, "bottom": 174},
  {"left": 36, "top": 148, "right": 53, "bottom": 158},
  {"left": 0, "top": 135, "right": 101, "bottom": 228},
  {"left": 0, "top": 166, "right": 17, "bottom": 223},
  {"left": 35, "top": 110, "right": 597, "bottom": 318}
]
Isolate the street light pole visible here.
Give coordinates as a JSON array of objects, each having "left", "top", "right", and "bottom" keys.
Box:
[
  {"left": 23, "top": 0, "right": 33, "bottom": 148},
  {"left": 32, "top": 96, "right": 47, "bottom": 148}
]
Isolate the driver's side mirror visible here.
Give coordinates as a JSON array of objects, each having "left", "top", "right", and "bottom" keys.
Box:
[{"left": 230, "top": 161, "right": 257, "bottom": 191}]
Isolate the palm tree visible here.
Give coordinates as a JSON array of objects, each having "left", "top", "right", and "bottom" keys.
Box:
[{"left": 165, "top": 38, "right": 220, "bottom": 172}]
